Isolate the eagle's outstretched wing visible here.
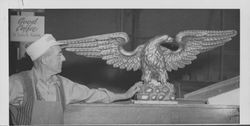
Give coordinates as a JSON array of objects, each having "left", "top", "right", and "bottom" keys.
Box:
[
  {"left": 161, "top": 30, "right": 238, "bottom": 72},
  {"left": 59, "top": 32, "right": 145, "bottom": 71}
]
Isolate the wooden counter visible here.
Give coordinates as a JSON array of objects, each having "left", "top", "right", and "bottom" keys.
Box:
[{"left": 64, "top": 102, "right": 239, "bottom": 124}]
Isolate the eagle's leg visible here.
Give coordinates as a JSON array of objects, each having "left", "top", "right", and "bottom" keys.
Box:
[
  {"left": 141, "top": 68, "right": 152, "bottom": 83},
  {"left": 158, "top": 70, "right": 175, "bottom": 100},
  {"left": 158, "top": 69, "right": 168, "bottom": 84}
]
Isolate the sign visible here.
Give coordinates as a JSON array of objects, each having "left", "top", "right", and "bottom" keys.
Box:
[{"left": 10, "top": 16, "right": 44, "bottom": 42}]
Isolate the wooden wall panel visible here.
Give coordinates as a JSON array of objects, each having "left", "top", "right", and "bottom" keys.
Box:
[{"left": 221, "top": 10, "right": 240, "bottom": 80}]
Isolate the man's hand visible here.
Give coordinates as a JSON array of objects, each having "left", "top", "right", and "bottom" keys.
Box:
[
  {"left": 125, "top": 81, "right": 143, "bottom": 99},
  {"left": 110, "top": 81, "right": 143, "bottom": 102}
]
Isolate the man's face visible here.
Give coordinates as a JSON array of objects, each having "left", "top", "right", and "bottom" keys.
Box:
[{"left": 44, "top": 45, "right": 66, "bottom": 74}]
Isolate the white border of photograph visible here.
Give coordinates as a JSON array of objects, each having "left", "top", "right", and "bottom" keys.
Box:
[{"left": 1, "top": 0, "right": 250, "bottom": 124}]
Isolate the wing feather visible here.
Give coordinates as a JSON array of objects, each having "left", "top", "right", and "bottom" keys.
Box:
[
  {"left": 162, "top": 30, "right": 237, "bottom": 71},
  {"left": 59, "top": 32, "right": 144, "bottom": 71}
]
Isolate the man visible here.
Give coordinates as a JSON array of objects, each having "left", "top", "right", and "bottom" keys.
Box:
[{"left": 9, "top": 34, "right": 142, "bottom": 125}]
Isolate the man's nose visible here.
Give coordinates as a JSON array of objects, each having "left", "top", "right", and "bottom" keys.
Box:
[{"left": 61, "top": 55, "right": 66, "bottom": 61}]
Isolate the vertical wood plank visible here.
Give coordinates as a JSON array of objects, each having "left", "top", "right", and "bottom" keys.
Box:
[{"left": 219, "top": 10, "right": 225, "bottom": 81}]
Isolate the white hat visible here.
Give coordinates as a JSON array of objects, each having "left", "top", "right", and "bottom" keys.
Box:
[{"left": 26, "top": 34, "right": 64, "bottom": 61}]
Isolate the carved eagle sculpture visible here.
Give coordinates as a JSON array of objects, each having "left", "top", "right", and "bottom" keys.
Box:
[{"left": 59, "top": 30, "right": 237, "bottom": 101}]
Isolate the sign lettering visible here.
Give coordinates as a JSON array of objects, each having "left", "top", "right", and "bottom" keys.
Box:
[{"left": 10, "top": 16, "right": 44, "bottom": 42}]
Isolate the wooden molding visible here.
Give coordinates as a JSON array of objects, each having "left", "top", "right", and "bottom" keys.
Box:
[{"left": 184, "top": 76, "right": 239, "bottom": 100}]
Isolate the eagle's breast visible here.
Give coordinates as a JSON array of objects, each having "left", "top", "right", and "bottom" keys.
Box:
[{"left": 144, "top": 44, "right": 165, "bottom": 70}]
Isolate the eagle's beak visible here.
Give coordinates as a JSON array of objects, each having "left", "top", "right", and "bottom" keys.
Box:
[
  {"left": 155, "top": 35, "right": 173, "bottom": 44},
  {"left": 164, "top": 36, "right": 173, "bottom": 43}
]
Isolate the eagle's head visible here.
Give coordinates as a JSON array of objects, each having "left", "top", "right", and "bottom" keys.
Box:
[
  {"left": 158, "top": 35, "right": 179, "bottom": 51},
  {"left": 148, "top": 35, "right": 178, "bottom": 51},
  {"left": 151, "top": 35, "right": 173, "bottom": 45}
]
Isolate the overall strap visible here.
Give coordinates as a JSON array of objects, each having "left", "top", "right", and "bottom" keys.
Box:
[
  {"left": 57, "top": 76, "right": 66, "bottom": 111},
  {"left": 10, "top": 71, "right": 35, "bottom": 125}
]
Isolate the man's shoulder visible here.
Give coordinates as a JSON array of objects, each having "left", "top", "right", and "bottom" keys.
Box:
[
  {"left": 56, "top": 74, "right": 66, "bottom": 80},
  {"left": 56, "top": 74, "right": 72, "bottom": 81},
  {"left": 9, "top": 70, "right": 31, "bottom": 82},
  {"left": 56, "top": 74, "right": 77, "bottom": 86}
]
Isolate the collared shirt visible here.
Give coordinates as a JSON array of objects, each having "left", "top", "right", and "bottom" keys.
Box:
[{"left": 9, "top": 67, "right": 116, "bottom": 106}]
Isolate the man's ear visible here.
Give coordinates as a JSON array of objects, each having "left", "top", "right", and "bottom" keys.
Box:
[{"left": 41, "top": 56, "right": 48, "bottom": 65}]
